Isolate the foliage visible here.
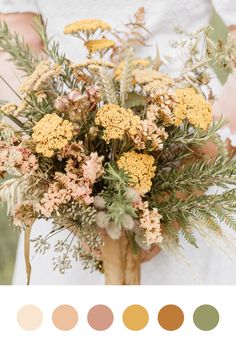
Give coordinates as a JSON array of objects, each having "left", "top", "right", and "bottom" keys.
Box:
[{"left": 0, "top": 10, "right": 236, "bottom": 277}]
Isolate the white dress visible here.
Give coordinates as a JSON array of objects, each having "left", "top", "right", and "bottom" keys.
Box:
[{"left": 1, "top": 0, "right": 236, "bottom": 284}]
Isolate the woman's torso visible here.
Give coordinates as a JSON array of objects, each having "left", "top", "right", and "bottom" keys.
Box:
[{"left": 37, "top": 0, "right": 213, "bottom": 66}]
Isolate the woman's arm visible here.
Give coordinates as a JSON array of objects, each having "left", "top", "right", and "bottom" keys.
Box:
[{"left": 0, "top": 13, "right": 42, "bottom": 102}]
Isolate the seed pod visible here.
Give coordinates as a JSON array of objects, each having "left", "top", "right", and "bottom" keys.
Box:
[
  {"left": 95, "top": 211, "right": 109, "bottom": 228},
  {"left": 125, "top": 187, "right": 140, "bottom": 203},
  {"left": 68, "top": 89, "right": 83, "bottom": 102},
  {"left": 54, "top": 96, "right": 70, "bottom": 112},
  {"left": 121, "top": 213, "right": 134, "bottom": 230},
  {"left": 197, "top": 72, "right": 210, "bottom": 85},
  {"left": 89, "top": 126, "right": 99, "bottom": 138},
  {"left": 93, "top": 196, "right": 106, "bottom": 210},
  {"left": 106, "top": 222, "right": 122, "bottom": 239}
]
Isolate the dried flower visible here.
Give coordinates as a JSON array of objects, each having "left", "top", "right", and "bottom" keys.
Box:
[
  {"left": 82, "top": 152, "right": 104, "bottom": 183},
  {"left": 0, "top": 103, "right": 17, "bottom": 116},
  {"left": 114, "top": 59, "right": 150, "bottom": 81},
  {"left": 31, "top": 235, "right": 50, "bottom": 255},
  {"left": 36, "top": 184, "right": 71, "bottom": 218},
  {"left": 117, "top": 151, "right": 156, "bottom": 194},
  {"left": 96, "top": 211, "right": 110, "bottom": 228},
  {"left": 134, "top": 69, "right": 174, "bottom": 94},
  {"left": 85, "top": 86, "right": 101, "bottom": 107},
  {"left": 125, "top": 187, "right": 140, "bottom": 203},
  {"left": 53, "top": 254, "right": 72, "bottom": 274},
  {"left": 0, "top": 144, "right": 38, "bottom": 175},
  {"left": 14, "top": 202, "right": 35, "bottom": 227},
  {"left": 54, "top": 96, "right": 70, "bottom": 112},
  {"left": 67, "top": 90, "right": 83, "bottom": 102},
  {"left": 95, "top": 104, "right": 140, "bottom": 142},
  {"left": 174, "top": 87, "right": 212, "bottom": 130},
  {"left": 20, "top": 60, "right": 61, "bottom": 94},
  {"left": 93, "top": 196, "right": 106, "bottom": 210},
  {"left": 106, "top": 221, "right": 121, "bottom": 239},
  {"left": 121, "top": 213, "right": 134, "bottom": 230},
  {"left": 132, "top": 116, "right": 168, "bottom": 150},
  {"left": 85, "top": 39, "right": 115, "bottom": 54},
  {"left": 72, "top": 59, "right": 115, "bottom": 70},
  {"left": 32, "top": 113, "right": 74, "bottom": 157},
  {"left": 64, "top": 19, "right": 111, "bottom": 36},
  {"left": 139, "top": 201, "right": 163, "bottom": 245}
]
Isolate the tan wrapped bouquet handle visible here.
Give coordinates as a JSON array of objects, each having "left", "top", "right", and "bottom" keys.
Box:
[{"left": 101, "top": 232, "right": 141, "bottom": 285}]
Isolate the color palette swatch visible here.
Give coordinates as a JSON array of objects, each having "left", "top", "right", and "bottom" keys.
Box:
[
  {"left": 17, "top": 305, "right": 43, "bottom": 331},
  {"left": 16, "top": 303, "right": 220, "bottom": 332},
  {"left": 123, "top": 305, "right": 149, "bottom": 331},
  {"left": 87, "top": 305, "right": 114, "bottom": 330},
  {"left": 158, "top": 305, "right": 184, "bottom": 331},
  {"left": 52, "top": 305, "right": 78, "bottom": 331}
]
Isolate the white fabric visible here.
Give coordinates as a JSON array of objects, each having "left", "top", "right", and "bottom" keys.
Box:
[
  {"left": 0, "top": 0, "right": 39, "bottom": 13},
  {"left": 218, "top": 127, "right": 236, "bottom": 147},
  {"left": 0, "top": 0, "right": 236, "bottom": 284}
]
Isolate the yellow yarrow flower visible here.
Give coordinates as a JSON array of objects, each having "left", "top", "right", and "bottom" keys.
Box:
[
  {"left": 174, "top": 88, "right": 212, "bottom": 130},
  {"left": 117, "top": 151, "right": 156, "bottom": 194},
  {"left": 64, "top": 19, "right": 111, "bottom": 35},
  {"left": 95, "top": 104, "right": 140, "bottom": 142},
  {"left": 32, "top": 113, "right": 74, "bottom": 158},
  {"left": 84, "top": 39, "right": 115, "bottom": 54},
  {"left": 115, "top": 59, "right": 151, "bottom": 81},
  {"left": 72, "top": 59, "right": 115, "bottom": 70}
]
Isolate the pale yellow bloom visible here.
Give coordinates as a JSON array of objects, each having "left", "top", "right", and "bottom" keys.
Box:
[
  {"left": 64, "top": 19, "right": 111, "bottom": 35},
  {"left": 115, "top": 59, "right": 151, "bottom": 81},
  {"left": 0, "top": 103, "right": 17, "bottom": 116},
  {"left": 72, "top": 59, "right": 115, "bottom": 70},
  {"left": 117, "top": 151, "right": 156, "bottom": 194},
  {"left": 32, "top": 113, "right": 74, "bottom": 157},
  {"left": 95, "top": 104, "right": 140, "bottom": 142},
  {"left": 84, "top": 39, "right": 115, "bottom": 53},
  {"left": 134, "top": 69, "right": 174, "bottom": 96},
  {"left": 134, "top": 69, "right": 165, "bottom": 84},
  {"left": 174, "top": 87, "right": 212, "bottom": 130}
]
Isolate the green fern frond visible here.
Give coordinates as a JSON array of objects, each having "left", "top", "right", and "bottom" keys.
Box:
[
  {"left": 213, "top": 206, "right": 236, "bottom": 231},
  {"left": 156, "top": 155, "right": 236, "bottom": 193},
  {"left": 194, "top": 209, "right": 222, "bottom": 234},
  {"left": 173, "top": 217, "right": 197, "bottom": 247},
  {"left": 165, "top": 117, "right": 226, "bottom": 148}
]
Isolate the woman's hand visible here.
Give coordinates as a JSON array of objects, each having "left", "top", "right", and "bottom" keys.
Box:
[
  {"left": 140, "top": 245, "right": 161, "bottom": 262},
  {"left": 95, "top": 227, "right": 161, "bottom": 263}
]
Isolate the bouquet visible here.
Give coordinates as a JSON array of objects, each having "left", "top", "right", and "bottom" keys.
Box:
[{"left": 1, "top": 11, "right": 236, "bottom": 285}]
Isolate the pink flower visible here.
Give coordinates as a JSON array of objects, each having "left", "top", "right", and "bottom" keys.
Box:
[
  {"left": 82, "top": 152, "right": 104, "bottom": 184},
  {"left": 138, "top": 201, "right": 163, "bottom": 245}
]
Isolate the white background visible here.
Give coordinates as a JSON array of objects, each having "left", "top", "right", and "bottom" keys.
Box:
[{"left": 0, "top": 286, "right": 234, "bottom": 354}]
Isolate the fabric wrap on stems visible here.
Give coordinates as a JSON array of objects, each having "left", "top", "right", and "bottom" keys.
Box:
[{"left": 101, "top": 232, "right": 141, "bottom": 285}]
